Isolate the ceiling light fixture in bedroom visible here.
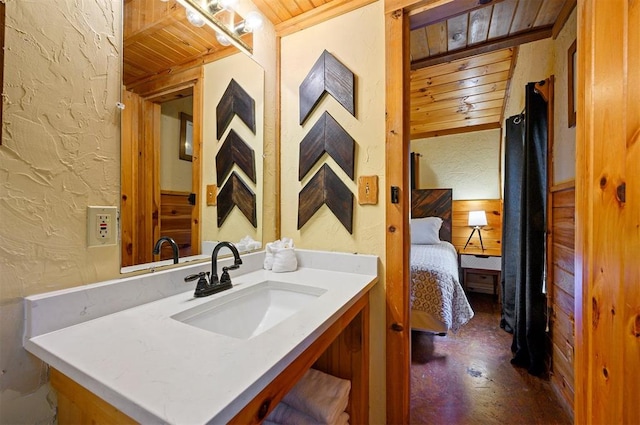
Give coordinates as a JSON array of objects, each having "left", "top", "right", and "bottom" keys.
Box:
[{"left": 464, "top": 210, "right": 488, "bottom": 251}]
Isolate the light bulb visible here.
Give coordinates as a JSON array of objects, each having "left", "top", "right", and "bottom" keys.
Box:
[
  {"left": 186, "top": 9, "right": 206, "bottom": 27},
  {"left": 243, "top": 11, "right": 263, "bottom": 32},
  {"left": 216, "top": 33, "right": 231, "bottom": 46}
]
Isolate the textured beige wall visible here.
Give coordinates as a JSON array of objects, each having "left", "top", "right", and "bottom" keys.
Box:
[
  {"left": 552, "top": 9, "right": 577, "bottom": 184},
  {"left": 160, "top": 97, "right": 193, "bottom": 192},
  {"left": 411, "top": 129, "right": 502, "bottom": 200},
  {"left": 280, "top": 2, "right": 386, "bottom": 419},
  {"left": 202, "top": 53, "right": 264, "bottom": 245},
  {"left": 0, "top": 0, "right": 122, "bottom": 422}
]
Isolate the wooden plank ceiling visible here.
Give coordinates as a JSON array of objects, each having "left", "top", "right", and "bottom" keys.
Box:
[
  {"left": 408, "top": 0, "right": 572, "bottom": 138},
  {"left": 410, "top": 47, "right": 513, "bottom": 138},
  {"left": 124, "top": 0, "right": 572, "bottom": 135},
  {"left": 123, "top": 0, "right": 251, "bottom": 90}
]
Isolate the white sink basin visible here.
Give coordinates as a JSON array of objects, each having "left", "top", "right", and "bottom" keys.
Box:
[{"left": 172, "top": 281, "right": 327, "bottom": 339}]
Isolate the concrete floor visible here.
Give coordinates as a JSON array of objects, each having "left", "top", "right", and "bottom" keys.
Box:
[{"left": 410, "top": 293, "right": 572, "bottom": 425}]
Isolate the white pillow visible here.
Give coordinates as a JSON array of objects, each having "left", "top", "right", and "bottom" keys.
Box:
[{"left": 410, "top": 217, "right": 443, "bottom": 245}]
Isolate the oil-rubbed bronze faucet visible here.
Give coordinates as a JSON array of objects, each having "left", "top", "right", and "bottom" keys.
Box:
[
  {"left": 184, "top": 242, "right": 242, "bottom": 298},
  {"left": 153, "top": 236, "right": 179, "bottom": 264}
]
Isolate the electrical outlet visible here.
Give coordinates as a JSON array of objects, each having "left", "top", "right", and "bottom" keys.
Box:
[{"left": 87, "top": 206, "right": 118, "bottom": 247}]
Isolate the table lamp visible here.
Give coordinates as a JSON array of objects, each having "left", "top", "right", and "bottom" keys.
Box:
[{"left": 464, "top": 210, "right": 487, "bottom": 251}]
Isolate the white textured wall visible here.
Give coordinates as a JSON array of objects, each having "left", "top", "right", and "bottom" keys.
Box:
[
  {"left": 280, "top": 2, "right": 386, "bottom": 419},
  {"left": 552, "top": 9, "right": 577, "bottom": 184},
  {"left": 202, "top": 53, "right": 263, "bottom": 245},
  {"left": 411, "top": 129, "right": 501, "bottom": 200},
  {"left": 0, "top": 0, "right": 122, "bottom": 422},
  {"left": 160, "top": 97, "right": 193, "bottom": 192}
]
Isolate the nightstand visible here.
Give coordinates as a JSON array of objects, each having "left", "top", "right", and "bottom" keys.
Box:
[{"left": 459, "top": 253, "right": 502, "bottom": 297}]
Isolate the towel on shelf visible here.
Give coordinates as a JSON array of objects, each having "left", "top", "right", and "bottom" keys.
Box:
[
  {"left": 264, "top": 237, "right": 297, "bottom": 272},
  {"left": 266, "top": 402, "right": 349, "bottom": 425},
  {"left": 281, "top": 368, "right": 351, "bottom": 424}
]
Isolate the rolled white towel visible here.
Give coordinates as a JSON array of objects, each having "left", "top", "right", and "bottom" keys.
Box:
[
  {"left": 282, "top": 368, "right": 351, "bottom": 424},
  {"left": 266, "top": 402, "right": 349, "bottom": 425},
  {"left": 271, "top": 247, "right": 297, "bottom": 272},
  {"left": 264, "top": 241, "right": 277, "bottom": 270}
]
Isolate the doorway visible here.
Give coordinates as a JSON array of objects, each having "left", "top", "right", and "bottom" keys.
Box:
[{"left": 121, "top": 74, "right": 203, "bottom": 268}]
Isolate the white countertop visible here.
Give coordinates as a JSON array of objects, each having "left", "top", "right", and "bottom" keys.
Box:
[{"left": 24, "top": 250, "right": 378, "bottom": 424}]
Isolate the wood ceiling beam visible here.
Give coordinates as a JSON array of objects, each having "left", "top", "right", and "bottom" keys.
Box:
[
  {"left": 551, "top": 0, "right": 577, "bottom": 39},
  {"left": 411, "top": 25, "right": 553, "bottom": 70},
  {"left": 408, "top": 0, "right": 508, "bottom": 30},
  {"left": 411, "top": 122, "right": 501, "bottom": 139}
]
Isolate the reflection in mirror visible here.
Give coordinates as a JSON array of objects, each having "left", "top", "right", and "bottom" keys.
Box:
[{"left": 121, "top": 1, "right": 264, "bottom": 273}]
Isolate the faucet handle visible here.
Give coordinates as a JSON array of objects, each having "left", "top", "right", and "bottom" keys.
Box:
[
  {"left": 184, "top": 272, "right": 204, "bottom": 282},
  {"left": 220, "top": 265, "right": 239, "bottom": 284}
]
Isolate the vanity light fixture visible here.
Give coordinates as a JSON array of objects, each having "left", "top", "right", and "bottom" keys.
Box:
[
  {"left": 464, "top": 210, "right": 488, "bottom": 251},
  {"left": 175, "top": 0, "right": 262, "bottom": 55}
]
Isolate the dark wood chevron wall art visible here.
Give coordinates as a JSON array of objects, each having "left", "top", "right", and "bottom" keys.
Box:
[
  {"left": 298, "top": 164, "right": 353, "bottom": 234},
  {"left": 297, "top": 50, "right": 357, "bottom": 234},
  {"left": 216, "top": 129, "right": 256, "bottom": 184},
  {"left": 216, "top": 78, "right": 256, "bottom": 139},
  {"left": 299, "top": 50, "right": 355, "bottom": 125},
  {"left": 299, "top": 111, "right": 355, "bottom": 180},
  {"left": 215, "top": 79, "right": 257, "bottom": 228},
  {"left": 217, "top": 172, "right": 257, "bottom": 228}
]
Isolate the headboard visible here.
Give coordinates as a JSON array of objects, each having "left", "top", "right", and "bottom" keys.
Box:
[{"left": 411, "top": 189, "right": 453, "bottom": 243}]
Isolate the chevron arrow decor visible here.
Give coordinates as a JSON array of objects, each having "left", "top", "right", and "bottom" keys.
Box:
[
  {"left": 217, "top": 172, "right": 257, "bottom": 228},
  {"left": 298, "top": 164, "right": 353, "bottom": 234},
  {"left": 298, "top": 111, "right": 355, "bottom": 181},
  {"left": 299, "top": 50, "right": 355, "bottom": 125},
  {"left": 216, "top": 79, "right": 256, "bottom": 139},
  {"left": 216, "top": 129, "right": 256, "bottom": 184}
]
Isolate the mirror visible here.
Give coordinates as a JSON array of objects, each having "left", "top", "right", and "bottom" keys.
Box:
[{"left": 121, "top": 1, "right": 264, "bottom": 273}]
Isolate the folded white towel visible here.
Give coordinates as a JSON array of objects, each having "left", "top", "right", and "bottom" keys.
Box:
[
  {"left": 272, "top": 247, "right": 297, "bottom": 272},
  {"left": 266, "top": 402, "right": 349, "bottom": 425},
  {"left": 264, "top": 238, "right": 297, "bottom": 272},
  {"left": 282, "top": 368, "right": 351, "bottom": 424}
]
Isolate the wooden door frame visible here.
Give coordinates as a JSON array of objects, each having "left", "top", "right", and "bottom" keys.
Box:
[
  {"left": 122, "top": 67, "right": 203, "bottom": 267},
  {"left": 386, "top": 1, "right": 639, "bottom": 423}
]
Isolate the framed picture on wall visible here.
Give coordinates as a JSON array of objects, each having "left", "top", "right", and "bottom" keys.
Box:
[
  {"left": 179, "top": 112, "right": 193, "bottom": 162},
  {"left": 568, "top": 40, "right": 577, "bottom": 128}
]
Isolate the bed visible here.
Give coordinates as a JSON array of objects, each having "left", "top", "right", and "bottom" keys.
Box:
[{"left": 410, "top": 189, "right": 474, "bottom": 333}]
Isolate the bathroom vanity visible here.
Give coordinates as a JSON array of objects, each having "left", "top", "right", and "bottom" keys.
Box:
[{"left": 24, "top": 250, "right": 378, "bottom": 424}]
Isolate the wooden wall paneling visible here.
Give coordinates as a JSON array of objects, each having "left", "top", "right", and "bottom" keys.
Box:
[
  {"left": 159, "top": 191, "right": 193, "bottom": 259},
  {"left": 298, "top": 112, "right": 355, "bottom": 181},
  {"left": 446, "top": 14, "right": 468, "bottom": 51},
  {"left": 385, "top": 4, "right": 411, "bottom": 424},
  {"left": 548, "top": 185, "right": 575, "bottom": 418},
  {"left": 216, "top": 129, "right": 257, "bottom": 184},
  {"left": 297, "top": 164, "right": 354, "bottom": 233},
  {"left": 452, "top": 199, "right": 502, "bottom": 255},
  {"left": 575, "top": 1, "right": 639, "bottom": 421},
  {"left": 425, "top": 22, "right": 447, "bottom": 56},
  {"left": 487, "top": 0, "right": 517, "bottom": 39},
  {"left": 468, "top": 6, "right": 491, "bottom": 45},
  {"left": 216, "top": 79, "right": 256, "bottom": 139}
]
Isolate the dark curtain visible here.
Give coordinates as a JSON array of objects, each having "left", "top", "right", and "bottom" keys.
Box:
[{"left": 501, "top": 82, "right": 548, "bottom": 376}]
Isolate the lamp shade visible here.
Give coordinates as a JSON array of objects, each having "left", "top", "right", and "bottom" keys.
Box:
[{"left": 468, "top": 210, "right": 487, "bottom": 227}]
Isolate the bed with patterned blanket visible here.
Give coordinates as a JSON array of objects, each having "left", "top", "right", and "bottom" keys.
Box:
[
  {"left": 410, "top": 241, "right": 474, "bottom": 333},
  {"left": 410, "top": 188, "right": 474, "bottom": 333}
]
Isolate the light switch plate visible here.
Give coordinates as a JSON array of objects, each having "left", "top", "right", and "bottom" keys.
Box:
[
  {"left": 87, "top": 206, "right": 118, "bottom": 247},
  {"left": 206, "top": 184, "right": 217, "bottom": 206},
  {"left": 358, "top": 176, "right": 378, "bottom": 205}
]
